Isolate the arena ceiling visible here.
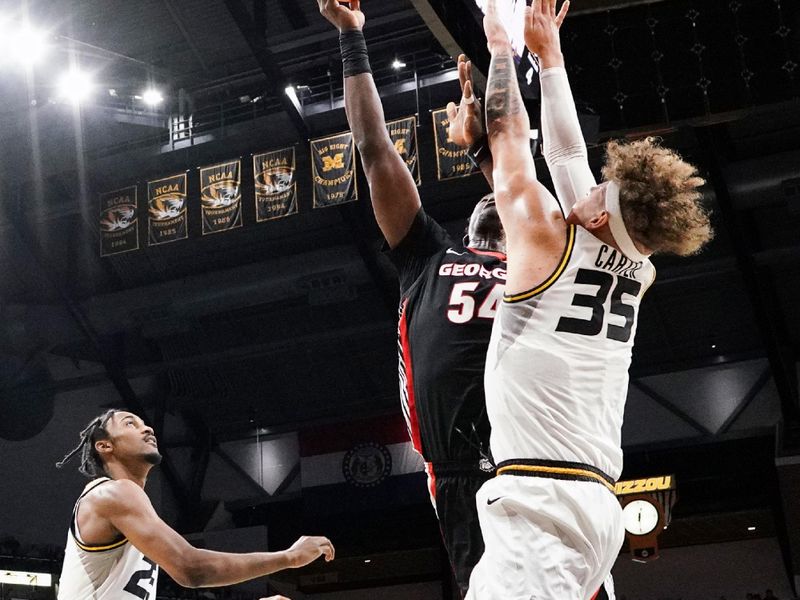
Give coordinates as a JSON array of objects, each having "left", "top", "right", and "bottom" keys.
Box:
[{"left": 0, "top": 0, "right": 799, "bottom": 592}]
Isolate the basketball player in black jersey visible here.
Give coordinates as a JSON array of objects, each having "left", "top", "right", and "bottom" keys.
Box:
[{"left": 318, "top": 1, "right": 503, "bottom": 596}]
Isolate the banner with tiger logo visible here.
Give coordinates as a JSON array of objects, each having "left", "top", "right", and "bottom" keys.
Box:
[
  {"left": 311, "top": 131, "right": 357, "bottom": 208},
  {"left": 253, "top": 147, "right": 297, "bottom": 222},
  {"left": 147, "top": 173, "right": 188, "bottom": 246},
  {"left": 200, "top": 159, "right": 242, "bottom": 235},
  {"left": 431, "top": 107, "right": 478, "bottom": 181},
  {"left": 99, "top": 186, "right": 139, "bottom": 256},
  {"left": 387, "top": 116, "right": 420, "bottom": 186}
]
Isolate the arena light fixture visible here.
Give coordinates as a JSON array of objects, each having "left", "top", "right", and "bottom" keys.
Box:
[
  {"left": 391, "top": 58, "right": 406, "bottom": 70},
  {"left": 57, "top": 69, "right": 94, "bottom": 104},
  {"left": 0, "top": 570, "right": 52, "bottom": 587},
  {"left": 8, "top": 24, "right": 49, "bottom": 67},
  {"left": 142, "top": 88, "right": 164, "bottom": 106}
]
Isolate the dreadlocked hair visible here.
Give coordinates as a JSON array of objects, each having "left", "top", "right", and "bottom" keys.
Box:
[{"left": 56, "top": 409, "right": 120, "bottom": 479}]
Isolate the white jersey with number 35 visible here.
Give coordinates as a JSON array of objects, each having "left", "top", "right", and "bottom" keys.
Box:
[
  {"left": 58, "top": 478, "right": 159, "bottom": 600},
  {"left": 484, "top": 225, "right": 655, "bottom": 480}
]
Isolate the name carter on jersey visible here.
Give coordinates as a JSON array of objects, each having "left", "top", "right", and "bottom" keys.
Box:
[{"left": 594, "top": 245, "right": 644, "bottom": 279}]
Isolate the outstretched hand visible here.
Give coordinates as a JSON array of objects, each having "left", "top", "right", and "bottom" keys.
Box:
[
  {"left": 446, "top": 55, "right": 484, "bottom": 148},
  {"left": 524, "top": 0, "right": 569, "bottom": 63},
  {"left": 286, "top": 535, "right": 335, "bottom": 568},
  {"left": 317, "top": 0, "right": 365, "bottom": 32},
  {"left": 483, "top": 0, "right": 511, "bottom": 51}
]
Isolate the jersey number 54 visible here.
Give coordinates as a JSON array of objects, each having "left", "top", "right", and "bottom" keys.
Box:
[{"left": 447, "top": 283, "right": 505, "bottom": 324}]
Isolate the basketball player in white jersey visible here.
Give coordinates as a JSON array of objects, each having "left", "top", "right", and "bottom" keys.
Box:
[
  {"left": 56, "top": 409, "right": 334, "bottom": 600},
  {"left": 464, "top": 1, "right": 713, "bottom": 598}
]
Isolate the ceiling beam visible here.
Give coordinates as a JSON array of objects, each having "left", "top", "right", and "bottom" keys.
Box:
[
  {"left": 277, "top": 0, "right": 308, "bottom": 30},
  {"left": 161, "top": 0, "right": 211, "bottom": 74},
  {"left": 224, "top": 0, "right": 309, "bottom": 138},
  {"left": 409, "top": 0, "right": 487, "bottom": 90}
]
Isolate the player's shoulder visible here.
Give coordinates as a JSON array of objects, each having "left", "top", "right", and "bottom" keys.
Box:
[{"left": 84, "top": 478, "right": 148, "bottom": 513}]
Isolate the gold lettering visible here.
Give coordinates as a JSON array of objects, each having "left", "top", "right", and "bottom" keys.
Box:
[
  {"left": 208, "top": 171, "right": 235, "bottom": 183},
  {"left": 154, "top": 184, "right": 179, "bottom": 195},
  {"left": 322, "top": 153, "right": 345, "bottom": 172}
]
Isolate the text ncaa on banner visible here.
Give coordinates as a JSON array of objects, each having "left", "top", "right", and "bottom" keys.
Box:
[
  {"left": 99, "top": 186, "right": 139, "bottom": 257},
  {"left": 253, "top": 148, "right": 297, "bottom": 222},
  {"left": 148, "top": 173, "right": 188, "bottom": 246},
  {"left": 311, "top": 131, "right": 357, "bottom": 208},
  {"left": 200, "top": 159, "right": 242, "bottom": 235},
  {"left": 386, "top": 116, "right": 420, "bottom": 185},
  {"left": 431, "top": 107, "right": 478, "bottom": 181}
]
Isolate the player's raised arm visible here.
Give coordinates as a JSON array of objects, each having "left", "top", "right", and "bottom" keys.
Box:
[
  {"left": 95, "top": 479, "right": 333, "bottom": 588},
  {"left": 317, "top": 0, "right": 420, "bottom": 248},
  {"left": 482, "top": 0, "right": 565, "bottom": 293},
  {"left": 525, "top": 0, "right": 596, "bottom": 212}
]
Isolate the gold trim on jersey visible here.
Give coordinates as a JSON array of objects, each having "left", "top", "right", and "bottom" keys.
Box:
[
  {"left": 72, "top": 535, "right": 129, "bottom": 553},
  {"left": 640, "top": 265, "right": 658, "bottom": 299},
  {"left": 504, "top": 224, "right": 576, "bottom": 303},
  {"left": 497, "top": 463, "right": 615, "bottom": 493}
]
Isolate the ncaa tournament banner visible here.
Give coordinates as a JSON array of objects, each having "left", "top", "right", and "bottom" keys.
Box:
[
  {"left": 200, "top": 159, "right": 242, "bottom": 235},
  {"left": 311, "top": 131, "right": 357, "bottom": 208},
  {"left": 253, "top": 147, "right": 297, "bottom": 222},
  {"left": 387, "top": 116, "right": 421, "bottom": 185},
  {"left": 431, "top": 107, "right": 478, "bottom": 181},
  {"left": 147, "top": 173, "right": 188, "bottom": 246},
  {"left": 99, "top": 186, "right": 139, "bottom": 256}
]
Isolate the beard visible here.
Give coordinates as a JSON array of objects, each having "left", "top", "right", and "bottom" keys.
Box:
[{"left": 143, "top": 450, "right": 163, "bottom": 466}]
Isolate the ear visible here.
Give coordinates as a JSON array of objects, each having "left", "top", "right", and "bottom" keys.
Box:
[
  {"left": 95, "top": 439, "right": 113, "bottom": 456},
  {"left": 585, "top": 210, "right": 609, "bottom": 232}
]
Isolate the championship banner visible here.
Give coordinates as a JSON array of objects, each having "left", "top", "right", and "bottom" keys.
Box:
[
  {"left": 99, "top": 186, "right": 139, "bottom": 256},
  {"left": 147, "top": 173, "right": 188, "bottom": 246},
  {"left": 200, "top": 159, "right": 242, "bottom": 235},
  {"left": 311, "top": 131, "right": 357, "bottom": 208},
  {"left": 253, "top": 148, "right": 297, "bottom": 222},
  {"left": 431, "top": 107, "right": 479, "bottom": 180},
  {"left": 387, "top": 116, "right": 421, "bottom": 185}
]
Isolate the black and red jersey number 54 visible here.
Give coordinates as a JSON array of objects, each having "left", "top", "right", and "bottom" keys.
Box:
[{"left": 447, "top": 282, "right": 505, "bottom": 324}]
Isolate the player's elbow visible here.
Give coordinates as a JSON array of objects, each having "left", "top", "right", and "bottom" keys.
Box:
[
  {"left": 356, "top": 137, "right": 394, "bottom": 166},
  {"left": 164, "top": 554, "right": 207, "bottom": 588}
]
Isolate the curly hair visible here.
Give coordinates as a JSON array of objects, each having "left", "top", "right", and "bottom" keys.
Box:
[
  {"left": 602, "top": 137, "right": 713, "bottom": 256},
  {"left": 56, "top": 409, "right": 120, "bottom": 479}
]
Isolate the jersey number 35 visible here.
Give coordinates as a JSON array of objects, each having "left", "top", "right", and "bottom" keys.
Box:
[{"left": 556, "top": 268, "right": 642, "bottom": 343}]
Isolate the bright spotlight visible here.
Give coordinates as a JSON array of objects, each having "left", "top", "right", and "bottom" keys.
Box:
[
  {"left": 57, "top": 69, "right": 94, "bottom": 104},
  {"left": 11, "top": 25, "right": 49, "bottom": 66},
  {"left": 391, "top": 58, "right": 406, "bottom": 70},
  {"left": 0, "top": 23, "right": 49, "bottom": 67},
  {"left": 142, "top": 88, "right": 164, "bottom": 106}
]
